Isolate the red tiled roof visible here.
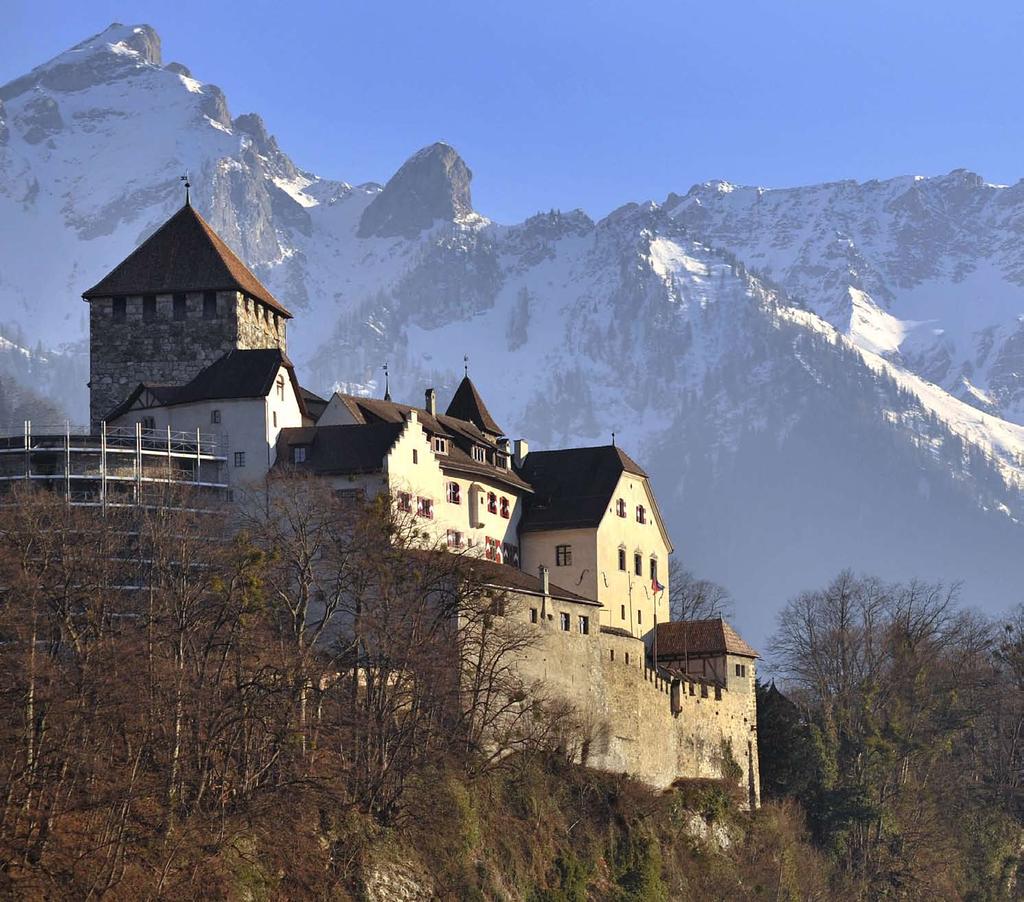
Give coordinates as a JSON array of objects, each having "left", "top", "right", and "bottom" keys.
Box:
[{"left": 655, "top": 618, "right": 759, "bottom": 659}]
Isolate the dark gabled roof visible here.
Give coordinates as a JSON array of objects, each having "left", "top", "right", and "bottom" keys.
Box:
[
  {"left": 331, "top": 392, "right": 532, "bottom": 493},
  {"left": 105, "top": 349, "right": 300, "bottom": 421},
  {"left": 464, "top": 557, "right": 597, "bottom": 606},
  {"left": 82, "top": 203, "right": 292, "bottom": 318},
  {"left": 445, "top": 376, "right": 503, "bottom": 435},
  {"left": 276, "top": 423, "right": 404, "bottom": 475},
  {"left": 519, "top": 445, "right": 647, "bottom": 532},
  {"left": 655, "top": 618, "right": 759, "bottom": 659},
  {"left": 299, "top": 387, "right": 328, "bottom": 423}
]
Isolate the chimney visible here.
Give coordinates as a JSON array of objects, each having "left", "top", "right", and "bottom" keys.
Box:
[
  {"left": 513, "top": 439, "right": 529, "bottom": 467},
  {"left": 539, "top": 564, "right": 549, "bottom": 597},
  {"left": 425, "top": 387, "right": 436, "bottom": 416}
]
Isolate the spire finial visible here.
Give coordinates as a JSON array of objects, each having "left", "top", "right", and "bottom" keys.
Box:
[
  {"left": 180, "top": 170, "right": 191, "bottom": 206},
  {"left": 382, "top": 361, "right": 391, "bottom": 401},
  {"left": 464, "top": 354, "right": 469, "bottom": 378},
  {"left": 611, "top": 431, "right": 616, "bottom": 447}
]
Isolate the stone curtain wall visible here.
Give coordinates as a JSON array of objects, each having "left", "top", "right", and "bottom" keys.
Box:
[
  {"left": 514, "top": 601, "right": 760, "bottom": 807},
  {"left": 88, "top": 291, "right": 286, "bottom": 426}
]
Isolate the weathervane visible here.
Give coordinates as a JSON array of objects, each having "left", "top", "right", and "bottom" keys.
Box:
[
  {"left": 180, "top": 171, "right": 191, "bottom": 206},
  {"left": 612, "top": 431, "right": 616, "bottom": 447},
  {"left": 464, "top": 354, "right": 469, "bottom": 377},
  {"left": 382, "top": 361, "right": 391, "bottom": 401}
]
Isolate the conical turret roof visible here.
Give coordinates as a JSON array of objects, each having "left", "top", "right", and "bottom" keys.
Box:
[
  {"left": 445, "top": 375, "right": 502, "bottom": 435},
  {"left": 82, "top": 202, "right": 292, "bottom": 317}
]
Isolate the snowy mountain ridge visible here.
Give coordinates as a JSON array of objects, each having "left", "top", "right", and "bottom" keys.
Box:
[{"left": 2, "top": 24, "right": 1024, "bottom": 640}]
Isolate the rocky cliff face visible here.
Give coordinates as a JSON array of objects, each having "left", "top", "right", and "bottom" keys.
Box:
[{"left": 1, "top": 24, "right": 1023, "bottom": 640}]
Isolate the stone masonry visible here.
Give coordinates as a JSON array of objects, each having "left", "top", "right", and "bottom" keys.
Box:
[{"left": 88, "top": 291, "right": 286, "bottom": 426}]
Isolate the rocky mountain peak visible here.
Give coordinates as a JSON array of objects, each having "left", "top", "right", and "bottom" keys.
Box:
[
  {"left": 357, "top": 142, "right": 473, "bottom": 239},
  {"left": 0, "top": 23, "right": 162, "bottom": 102}
]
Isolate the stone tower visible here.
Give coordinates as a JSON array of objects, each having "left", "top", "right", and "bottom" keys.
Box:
[{"left": 82, "top": 201, "right": 292, "bottom": 427}]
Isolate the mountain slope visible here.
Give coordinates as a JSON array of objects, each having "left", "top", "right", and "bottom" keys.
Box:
[{"left": 1, "top": 24, "right": 1023, "bottom": 643}]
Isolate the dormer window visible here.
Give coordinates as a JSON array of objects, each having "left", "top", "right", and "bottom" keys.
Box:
[
  {"left": 487, "top": 492, "right": 498, "bottom": 514},
  {"left": 292, "top": 446, "right": 307, "bottom": 464},
  {"left": 636, "top": 504, "right": 647, "bottom": 524},
  {"left": 446, "top": 481, "right": 461, "bottom": 504},
  {"left": 472, "top": 446, "right": 487, "bottom": 464},
  {"left": 616, "top": 498, "right": 627, "bottom": 517},
  {"left": 499, "top": 496, "right": 510, "bottom": 518},
  {"left": 434, "top": 437, "right": 448, "bottom": 454},
  {"left": 495, "top": 452, "right": 509, "bottom": 469}
]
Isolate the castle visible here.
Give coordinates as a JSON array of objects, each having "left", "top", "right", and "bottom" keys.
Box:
[{"left": 24, "top": 199, "right": 761, "bottom": 806}]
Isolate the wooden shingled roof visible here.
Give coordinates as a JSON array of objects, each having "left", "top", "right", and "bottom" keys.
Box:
[
  {"left": 82, "top": 203, "right": 292, "bottom": 317},
  {"left": 655, "top": 618, "right": 759, "bottom": 659}
]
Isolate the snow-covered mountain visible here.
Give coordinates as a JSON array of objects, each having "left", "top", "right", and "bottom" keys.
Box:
[{"left": 2, "top": 23, "right": 1023, "bottom": 644}]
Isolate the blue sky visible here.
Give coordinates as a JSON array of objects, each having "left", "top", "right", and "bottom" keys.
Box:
[{"left": 4, "top": 0, "right": 1024, "bottom": 222}]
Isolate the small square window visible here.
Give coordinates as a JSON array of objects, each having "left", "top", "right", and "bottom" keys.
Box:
[
  {"left": 173, "top": 293, "right": 187, "bottom": 320},
  {"left": 112, "top": 297, "right": 127, "bottom": 322},
  {"left": 417, "top": 497, "right": 434, "bottom": 519},
  {"left": 397, "top": 492, "right": 412, "bottom": 512},
  {"left": 234, "top": 451, "right": 246, "bottom": 468},
  {"left": 555, "top": 544, "right": 572, "bottom": 567},
  {"left": 211, "top": 409, "right": 221, "bottom": 425},
  {"left": 560, "top": 612, "right": 570, "bottom": 631},
  {"left": 578, "top": 616, "right": 589, "bottom": 635},
  {"left": 143, "top": 294, "right": 157, "bottom": 322}
]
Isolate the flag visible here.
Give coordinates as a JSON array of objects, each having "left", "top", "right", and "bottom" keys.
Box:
[{"left": 652, "top": 577, "right": 665, "bottom": 593}]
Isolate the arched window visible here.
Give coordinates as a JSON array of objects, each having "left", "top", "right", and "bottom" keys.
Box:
[
  {"left": 446, "top": 482, "right": 461, "bottom": 504},
  {"left": 616, "top": 498, "right": 627, "bottom": 517}
]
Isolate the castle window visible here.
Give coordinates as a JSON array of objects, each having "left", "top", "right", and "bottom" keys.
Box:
[
  {"left": 292, "top": 446, "right": 307, "bottom": 464},
  {"left": 499, "top": 496, "right": 510, "bottom": 518},
  {"left": 412, "top": 449, "right": 418, "bottom": 465},
  {"left": 173, "top": 293, "right": 187, "bottom": 320},
  {"left": 560, "top": 612, "right": 570, "bottom": 631},
  {"left": 530, "top": 608, "right": 538, "bottom": 624},
  {"left": 446, "top": 481, "right": 461, "bottom": 504},
  {"left": 625, "top": 652, "right": 630, "bottom": 665},
  {"left": 203, "top": 291, "right": 218, "bottom": 319},
  {"left": 637, "top": 609, "right": 642, "bottom": 624},
  {"left": 434, "top": 437, "right": 448, "bottom": 454},
  {"left": 112, "top": 297, "right": 127, "bottom": 322},
  {"left": 618, "top": 548, "right": 626, "bottom": 571},
  {"left": 616, "top": 498, "right": 626, "bottom": 517},
  {"left": 636, "top": 504, "right": 647, "bottom": 524},
  {"left": 634, "top": 553, "right": 642, "bottom": 576},
  {"left": 555, "top": 544, "right": 572, "bottom": 567},
  {"left": 397, "top": 492, "right": 412, "bottom": 512},
  {"left": 735, "top": 663, "right": 747, "bottom": 678},
  {"left": 416, "top": 497, "right": 434, "bottom": 519},
  {"left": 650, "top": 559, "right": 658, "bottom": 583},
  {"left": 472, "top": 445, "right": 486, "bottom": 463},
  {"left": 620, "top": 604, "right": 626, "bottom": 620},
  {"left": 276, "top": 375, "right": 285, "bottom": 400},
  {"left": 141, "top": 416, "right": 155, "bottom": 432},
  {"left": 447, "top": 529, "right": 465, "bottom": 548},
  {"left": 610, "top": 649, "right": 615, "bottom": 661},
  {"left": 578, "top": 615, "right": 589, "bottom": 635},
  {"left": 272, "top": 411, "right": 277, "bottom": 428},
  {"left": 234, "top": 451, "right": 246, "bottom": 468},
  {"left": 211, "top": 409, "right": 221, "bottom": 424},
  {"left": 487, "top": 492, "right": 497, "bottom": 514},
  {"left": 143, "top": 294, "right": 157, "bottom": 322}
]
